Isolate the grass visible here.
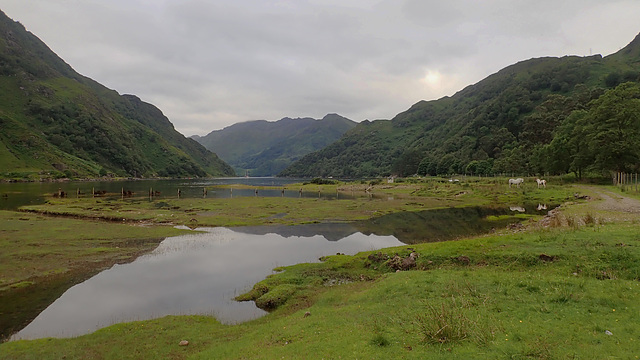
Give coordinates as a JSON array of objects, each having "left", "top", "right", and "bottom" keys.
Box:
[
  {"left": 0, "top": 210, "right": 190, "bottom": 292},
  {"left": 1, "top": 179, "right": 636, "bottom": 358},
  {"left": 18, "top": 177, "right": 577, "bottom": 228},
  {"left": 0, "top": 210, "right": 192, "bottom": 340},
  {"left": 4, "top": 222, "right": 640, "bottom": 358}
]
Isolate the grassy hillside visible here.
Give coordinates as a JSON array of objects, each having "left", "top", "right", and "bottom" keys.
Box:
[
  {"left": 281, "top": 33, "right": 640, "bottom": 178},
  {"left": 0, "top": 11, "right": 235, "bottom": 180},
  {"left": 193, "top": 114, "right": 356, "bottom": 176}
]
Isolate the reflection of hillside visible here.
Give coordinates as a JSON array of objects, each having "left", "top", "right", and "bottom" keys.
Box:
[
  {"left": 355, "top": 207, "right": 518, "bottom": 244},
  {"left": 233, "top": 223, "right": 359, "bottom": 242}
]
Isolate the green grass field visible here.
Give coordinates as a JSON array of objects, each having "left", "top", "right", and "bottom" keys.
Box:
[{"left": 1, "top": 179, "right": 638, "bottom": 358}]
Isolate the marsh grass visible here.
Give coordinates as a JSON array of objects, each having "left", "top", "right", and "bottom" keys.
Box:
[{"left": 416, "top": 297, "right": 497, "bottom": 346}]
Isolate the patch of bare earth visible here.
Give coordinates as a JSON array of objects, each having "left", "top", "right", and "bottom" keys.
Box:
[{"left": 540, "top": 186, "right": 640, "bottom": 227}]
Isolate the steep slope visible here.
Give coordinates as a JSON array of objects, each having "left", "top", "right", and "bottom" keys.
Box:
[
  {"left": 193, "top": 114, "right": 356, "bottom": 176},
  {"left": 0, "top": 10, "right": 234, "bottom": 179},
  {"left": 281, "top": 33, "right": 640, "bottom": 178}
]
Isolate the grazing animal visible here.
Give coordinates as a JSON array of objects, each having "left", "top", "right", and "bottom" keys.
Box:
[
  {"left": 537, "top": 204, "right": 547, "bottom": 211},
  {"left": 509, "top": 206, "right": 526, "bottom": 213},
  {"left": 536, "top": 178, "right": 547, "bottom": 188},
  {"left": 508, "top": 178, "right": 524, "bottom": 188}
]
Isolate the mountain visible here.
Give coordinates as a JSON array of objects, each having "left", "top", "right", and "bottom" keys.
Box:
[
  {"left": 280, "top": 33, "right": 640, "bottom": 178},
  {"left": 192, "top": 114, "right": 356, "bottom": 176},
  {"left": 0, "top": 11, "right": 235, "bottom": 179}
]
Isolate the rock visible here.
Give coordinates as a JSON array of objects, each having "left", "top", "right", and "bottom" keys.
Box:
[
  {"left": 179, "top": 340, "right": 189, "bottom": 346},
  {"left": 456, "top": 256, "right": 470, "bottom": 265},
  {"left": 385, "top": 252, "right": 420, "bottom": 271},
  {"left": 400, "top": 253, "right": 417, "bottom": 270},
  {"left": 386, "top": 255, "right": 404, "bottom": 270},
  {"left": 539, "top": 254, "right": 556, "bottom": 262},
  {"left": 368, "top": 252, "right": 389, "bottom": 262},
  {"left": 508, "top": 222, "right": 525, "bottom": 231}
]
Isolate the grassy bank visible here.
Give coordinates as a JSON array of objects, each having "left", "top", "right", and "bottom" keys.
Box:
[
  {"left": 0, "top": 179, "right": 627, "bottom": 358},
  {"left": 18, "top": 177, "right": 577, "bottom": 227},
  {"left": 0, "top": 210, "right": 192, "bottom": 339},
  {"left": 2, "top": 219, "right": 639, "bottom": 358},
  {"left": 0, "top": 211, "right": 192, "bottom": 291}
]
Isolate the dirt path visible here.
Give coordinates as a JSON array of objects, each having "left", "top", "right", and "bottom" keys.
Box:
[
  {"left": 583, "top": 186, "right": 640, "bottom": 213},
  {"left": 570, "top": 186, "right": 640, "bottom": 223}
]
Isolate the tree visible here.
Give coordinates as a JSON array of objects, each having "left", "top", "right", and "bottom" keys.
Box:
[
  {"left": 544, "top": 110, "right": 590, "bottom": 178},
  {"left": 585, "top": 82, "right": 640, "bottom": 173}
]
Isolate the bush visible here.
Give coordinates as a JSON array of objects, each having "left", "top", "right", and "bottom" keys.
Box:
[{"left": 307, "top": 178, "right": 337, "bottom": 185}]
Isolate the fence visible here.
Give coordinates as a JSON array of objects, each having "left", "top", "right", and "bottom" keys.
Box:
[{"left": 614, "top": 172, "right": 639, "bottom": 192}]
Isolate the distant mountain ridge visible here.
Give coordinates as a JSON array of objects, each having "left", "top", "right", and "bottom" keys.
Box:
[
  {"left": 281, "top": 33, "right": 640, "bottom": 178},
  {"left": 193, "top": 114, "right": 356, "bottom": 176},
  {"left": 0, "top": 10, "right": 235, "bottom": 179}
]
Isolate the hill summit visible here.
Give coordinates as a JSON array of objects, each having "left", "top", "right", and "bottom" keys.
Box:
[{"left": 193, "top": 114, "right": 356, "bottom": 176}]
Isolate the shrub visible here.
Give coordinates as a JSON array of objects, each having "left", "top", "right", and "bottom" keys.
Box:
[{"left": 306, "top": 178, "right": 337, "bottom": 185}]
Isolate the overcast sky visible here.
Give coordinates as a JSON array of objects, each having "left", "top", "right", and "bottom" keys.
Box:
[{"left": 2, "top": 1, "right": 640, "bottom": 136}]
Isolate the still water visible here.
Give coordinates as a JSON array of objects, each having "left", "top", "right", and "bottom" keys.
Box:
[
  {"left": 0, "top": 177, "right": 328, "bottom": 211},
  {"left": 11, "top": 224, "right": 403, "bottom": 340},
  {"left": 2, "top": 179, "right": 550, "bottom": 340}
]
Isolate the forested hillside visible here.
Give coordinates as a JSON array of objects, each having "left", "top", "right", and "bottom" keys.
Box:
[
  {"left": 281, "top": 33, "right": 640, "bottom": 179},
  {"left": 0, "top": 11, "right": 235, "bottom": 179},
  {"left": 193, "top": 114, "right": 355, "bottom": 176}
]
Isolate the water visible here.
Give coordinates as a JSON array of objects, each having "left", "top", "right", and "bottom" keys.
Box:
[
  {"left": 0, "top": 178, "right": 312, "bottom": 211},
  {"left": 10, "top": 224, "right": 404, "bottom": 340},
  {"left": 1, "top": 179, "right": 552, "bottom": 340}
]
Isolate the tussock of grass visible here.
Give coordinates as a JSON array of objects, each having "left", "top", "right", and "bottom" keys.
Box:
[
  {"left": 254, "top": 284, "right": 301, "bottom": 310},
  {"left": 415, "top": 281, "right": 497, "bottom": 346}
]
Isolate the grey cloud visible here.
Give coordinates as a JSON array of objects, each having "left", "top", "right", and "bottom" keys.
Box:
[{"left": 1, "top": 0, "right": 639, "bottom": 135}]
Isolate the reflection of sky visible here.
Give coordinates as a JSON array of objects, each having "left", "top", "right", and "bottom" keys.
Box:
[{"left": 13, "top": 227, "right": 403, "bottom": 340}]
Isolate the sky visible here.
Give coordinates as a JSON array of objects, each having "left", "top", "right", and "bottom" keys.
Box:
[{"left": 2, "top": 1, "right": 640, "bottom": 136}]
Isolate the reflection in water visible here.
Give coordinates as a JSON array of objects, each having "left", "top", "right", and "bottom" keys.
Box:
[
  {"left": 12, "top": 227, "right": 403, "bottom": 340},
  {"left": 234, "top": 223, "right": 360, "bottom": 241},
  {"left": 355, "top": 206, "right": 543, "bottom": 244}
]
